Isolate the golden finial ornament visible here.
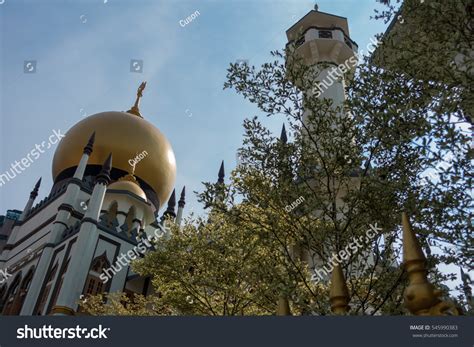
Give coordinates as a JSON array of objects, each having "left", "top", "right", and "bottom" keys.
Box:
[
  {"left": 402, "top": 212, "right": 461, "bottom": 315},
  {"left": 127, "top": 81, "right": 147, "bottom": 117},
  {"left": 329, "top": 264, "right": 350, "bottom": 314},
  {"left": 118, "top": 173, "right": 139, "bottom": 185}
]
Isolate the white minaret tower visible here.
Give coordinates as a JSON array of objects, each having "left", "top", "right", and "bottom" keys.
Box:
[
  {"left": 286, "top": 5, "right": 358, "bottom": 122},
  {"left": 19, "top": 178, "right": 42, "bottom": 222},
  {"left": 285, "top": 7, "right": 372, "bottom": 288},
  {"left": 286, "top": 6, "right": 360, "bottom": 216}
]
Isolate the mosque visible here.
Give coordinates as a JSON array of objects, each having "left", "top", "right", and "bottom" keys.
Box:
[
  {"left": 0, "top": 77, "right": 190, "bottom": 315},
  {"left": 1, "top": 7, "right": 444, "bottom": 316}
]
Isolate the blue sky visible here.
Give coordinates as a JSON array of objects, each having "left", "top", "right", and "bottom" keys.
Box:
[
  {"left": 0, "top": 0, "right": 389, "bottom": 215},
  {"left": 1, "top": 0, "right": 470, "bottom": 298}
]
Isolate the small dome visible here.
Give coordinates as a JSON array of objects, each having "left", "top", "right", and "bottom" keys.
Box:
[
  {"left": 108, "top": 180, "right": 147, "bottom": 200},
  {"left": 108, "top": 175, "right": 147, "bottom": 201}
]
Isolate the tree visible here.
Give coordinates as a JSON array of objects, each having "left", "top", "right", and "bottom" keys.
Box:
[
  {"left": 373, "top": 0, "right": 473, "bottom": 310},
  {"left": 82, "top": 0, "right": 472, "bottom": 315}
]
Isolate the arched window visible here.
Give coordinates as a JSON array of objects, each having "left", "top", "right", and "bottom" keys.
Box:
[
  {"left": 122, "top": 206, "right": 137, "bottom": 237},
  {"left": 0, "top": 283, "right": 7, "bottom": 312},
  {"left": 100, "top": 201, "right": 119, "bottom": 229},
  {"left": 2, "top": 273, "right": 22, "bottom": 315},
  {"left": 49, "top": 258, "right": 70, "bottom": 310},
  {"left": 83, "top": 253, "right": 110, "bottom": 296},
  {"left": 21, "top": 268, "right": 34, "bottom": 291},
  {"left": 14, "top": 267, "right": 35, "bottom": 315},
  {"left": 35, "top": 263, "right": 58, "bottom": 315}
]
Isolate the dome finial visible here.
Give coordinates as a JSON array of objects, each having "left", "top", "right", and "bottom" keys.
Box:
[
  {"left": 162, "top": 189, "right": 177, "bottom": 220},
  {"left": 178, "top": 186, "right": 186, "bottom": 208},
  {"left": 280, "top": 123, "right": 288, "bottom": 143},
  {"left": 30, "top": 177, "right": 42, "bottom": 199},
  {"left": 118, "top": 172, "right": 139, "bottom": 185},
  {"left": 83, "top": 131, "right": 96, "bottom": 155},
  {"left": 127, "top": 81, "right": 147, "bottom": 118},
  {"left": 217, "top": 160, "right": 225, "bottom": 184},
  {"left": 96, "top": 153, "right": 113, "bottom": 185}
]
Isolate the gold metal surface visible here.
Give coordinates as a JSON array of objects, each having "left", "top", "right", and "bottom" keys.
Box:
[
  {"left": 402, "top": 212, "right": 439, "bottom": 314},
  {"left": 50, "top": 305, "right": 75, "bottom": 316},
  {"left": 127, "top": 81, "right": 147, "bottom": 117},
  {"left": 108, "top": 175, "right": 147, "bottom": 201},
  {"left": 329, "top": 264, "right": 350, "bottom": 314},
  {"left": 402, "top": 212, "right": 461, "bottom": 315},
  {"left": 276, "top": 296, "right": 292, "bottom": 315},
  {"left": 402, "top": 212, "right": 426, "bottom": 265},
  {"left": 52, "top": 111, "right": 176, "bottom": 208}
]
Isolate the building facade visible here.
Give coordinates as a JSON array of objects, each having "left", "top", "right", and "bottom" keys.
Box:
[
  {"left": 0, "top": 7, "right": 377, "bottom": 316},
  {"left": 0, "top": 86, "right": 186, "bottom": 315}
]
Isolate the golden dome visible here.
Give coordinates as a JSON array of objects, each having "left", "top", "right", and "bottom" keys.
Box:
[
  {"left": 108, "top": 174, "right": 147, "bottom": 201},
  {"left": 52, "top": 111, "right": 176, "bottom": 208}
]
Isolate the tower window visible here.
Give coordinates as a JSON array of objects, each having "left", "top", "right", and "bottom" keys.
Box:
[
  {"left": 96, "top": 281, "right": 103, "bottom": 293},
  {"left": 35, "top": 263, "right": 58, "bottom": 315},
  {"left": 296, "top": 36, "right": 305, "bottom": 47},
  {"left": 344, "top": 37, "right": 353, "bottom": 49},
  {"left": 49, "top": 258, "right": 70, "bottom": 310},
  {"left": 2, "top": 274, "right": 21, "bottom": 315},
  {"left": 319, "top": 30, "right": 333, "bottom": 39},
  {"left": 82, "top": 253, "right": 111, "bottom": 297},
  {"left": 35, "top": 286, "right": 50, "bottom": 315},
  {"left": 0, "top": 284, "right": 6, "bottom": 311},
  {"left": 86, "top": 278, "right": 97, "bottom": 294}
]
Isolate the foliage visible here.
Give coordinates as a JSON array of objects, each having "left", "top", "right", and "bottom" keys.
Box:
[
  {"left": 78, "top": 292, "right": 164, "bottom": 316},
  {"left": 82, "top": 0, "right": 472, "bottom": 315}
]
